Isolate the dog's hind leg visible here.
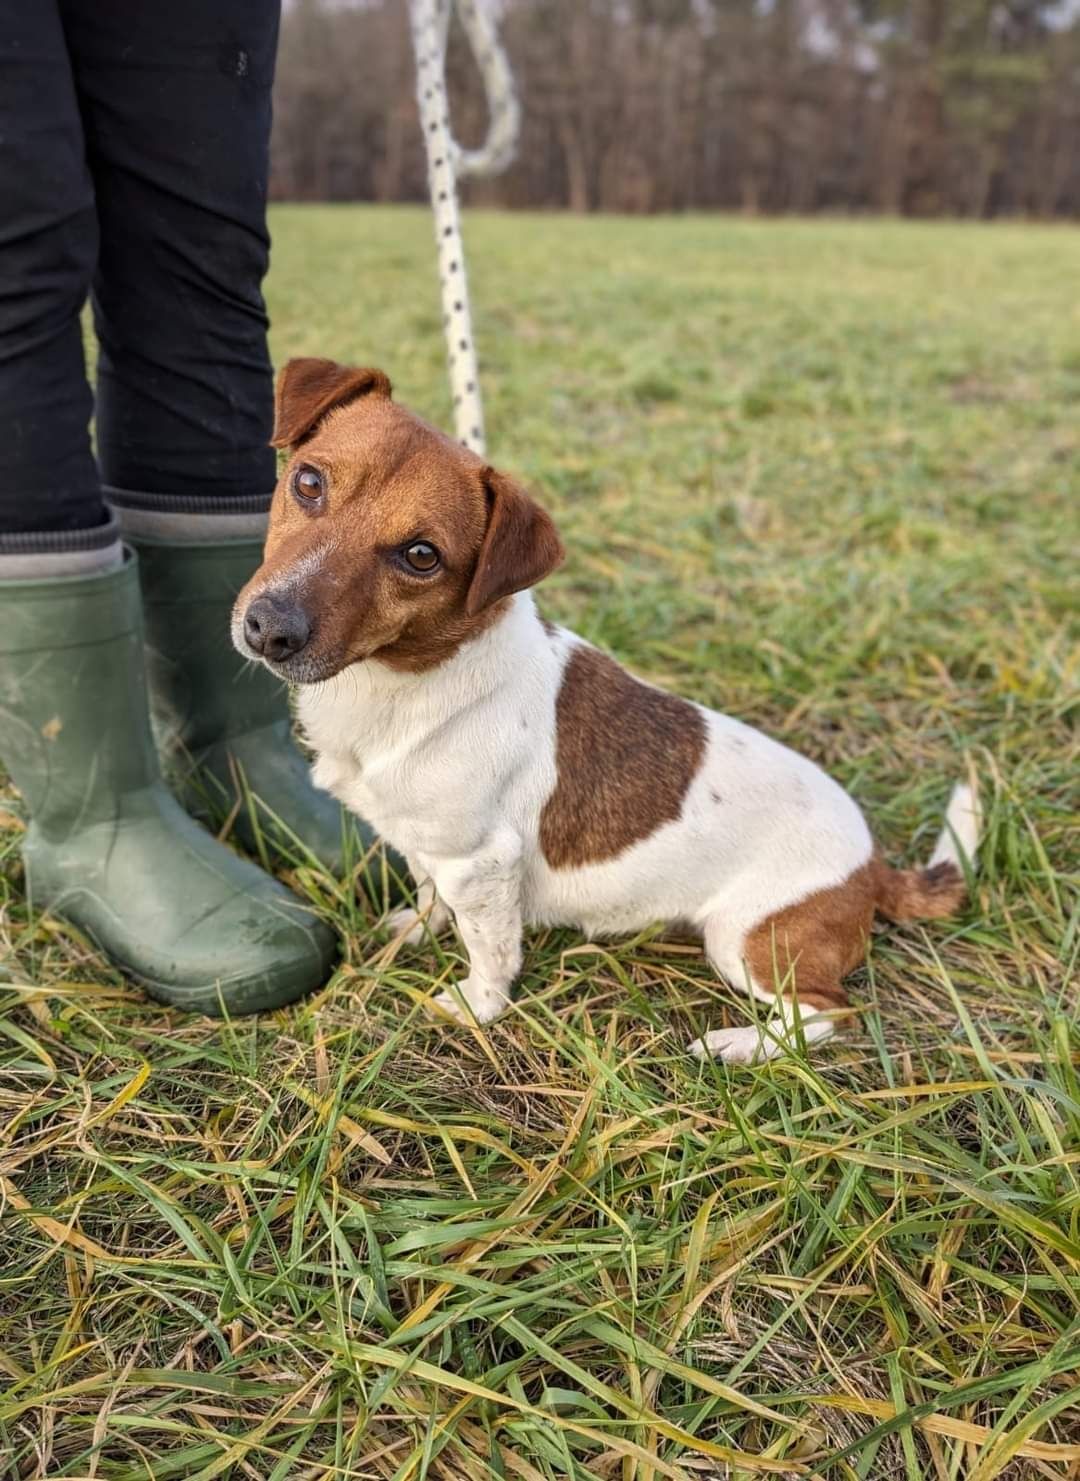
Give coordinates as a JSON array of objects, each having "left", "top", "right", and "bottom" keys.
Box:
[{"left": 687, "top": 885, "right": 865, "bottom": 1063}]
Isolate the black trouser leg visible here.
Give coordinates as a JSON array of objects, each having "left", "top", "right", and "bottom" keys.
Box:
[
  {"left": 61, "top": 0, "right": 282, "bottom": 500},
  {"left": 0, "top": 0, "right": 103, "bottom": 536},
  {"left": 0, "top": 0, "right": 281, "bottom": 553}
]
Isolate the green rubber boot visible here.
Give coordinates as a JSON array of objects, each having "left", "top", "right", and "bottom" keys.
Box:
[
  {"left": 129, "top": 532, "right": 394, "bottom": 887},
  {"left": 0, "top": 555, "right": 336, "bottom": 1015}
]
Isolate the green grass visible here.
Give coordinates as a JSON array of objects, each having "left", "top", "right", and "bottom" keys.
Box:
[{"left": 2, "top": 209, "right": 1079, "bottom": 1478}]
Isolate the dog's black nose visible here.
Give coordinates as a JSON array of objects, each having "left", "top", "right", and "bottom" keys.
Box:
[{"left": 244, "top": 595, "right": 311, "bottom": 662}]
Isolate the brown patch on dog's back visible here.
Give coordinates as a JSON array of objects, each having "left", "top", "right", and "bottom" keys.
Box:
[{"left": 540, "top": 645, "right": 707, "bottom": 869}]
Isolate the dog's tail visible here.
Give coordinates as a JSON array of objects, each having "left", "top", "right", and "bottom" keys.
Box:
[{"left": 875, "top": 782, "right": 981, "bottom": 923}]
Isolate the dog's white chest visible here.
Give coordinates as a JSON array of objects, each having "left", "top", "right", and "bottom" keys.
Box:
[
  {"left": 295, "top": 616, "right": 558, "bottom": 863},
  {"left": 300, "top": 704, "right": 431, "bottom": 854}
]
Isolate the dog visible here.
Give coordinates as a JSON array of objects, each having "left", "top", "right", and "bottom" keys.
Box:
[{"left": 232, "top": 358, "right": 980, "bottom": 1062}]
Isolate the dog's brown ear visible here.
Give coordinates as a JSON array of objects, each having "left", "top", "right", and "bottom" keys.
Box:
[
  {"left": 466, "top": 467, "right": 564, "bottom": 617},
  {"left": 271, "top": 358, "right": 392, "bottom": 448}
]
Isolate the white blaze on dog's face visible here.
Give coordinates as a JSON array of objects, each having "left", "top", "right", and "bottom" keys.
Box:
[{"left": 232, "top": 358, "right": 564, "bottom": 682}]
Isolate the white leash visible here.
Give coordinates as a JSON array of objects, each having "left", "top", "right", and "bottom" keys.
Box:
[{"left": 407, "top": 0, "right": 520, "bottom": 456}]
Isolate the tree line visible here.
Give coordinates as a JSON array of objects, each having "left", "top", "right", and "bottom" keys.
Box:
[{"left": 271, "top": 0, "right": 1080, "bottom": 217}]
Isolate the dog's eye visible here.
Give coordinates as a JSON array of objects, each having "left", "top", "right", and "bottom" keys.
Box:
[
  {"left": 403, "top": 541, "right": 440, "bottom": 573},
  {"left": 292, "top": 465, "right": 324, "bottom": 501}
]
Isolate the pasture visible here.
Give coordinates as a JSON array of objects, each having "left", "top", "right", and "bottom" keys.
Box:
[{"left": 1, "top": 209, "right": 1077, "bottom": 1478}]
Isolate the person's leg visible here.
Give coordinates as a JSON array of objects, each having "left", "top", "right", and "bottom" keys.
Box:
[
  {"left": 0, "top": 0, "right": 119, "bottom": 573},
  {"left": 0, "top": 3, "right": 335, "bottom": 1011},
  {"left": 64, "top": 0, "right": 279, "bottom": 501},
  {"left": 61, "top": 0, "right": 389, "bottom": 884}
]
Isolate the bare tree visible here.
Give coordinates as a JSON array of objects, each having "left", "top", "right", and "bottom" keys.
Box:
[{"left": 269, "top": 0, "right": 1080, "bottom": 217}]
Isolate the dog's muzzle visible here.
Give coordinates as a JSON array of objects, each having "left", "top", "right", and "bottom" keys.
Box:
[{"left": 242, "top": 594, "right": 312, "bottom": 663}]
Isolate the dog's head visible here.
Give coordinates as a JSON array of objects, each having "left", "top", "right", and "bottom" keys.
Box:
[{"left": 232, "top": 358, "right": 564, "bottom": 681}]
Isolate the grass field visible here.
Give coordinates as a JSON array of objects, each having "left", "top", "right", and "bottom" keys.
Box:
[{"left": 2, "top": 208, "right": 1078, "bottom": 1479}]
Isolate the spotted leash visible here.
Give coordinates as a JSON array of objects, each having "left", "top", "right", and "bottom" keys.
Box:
[{"left": 408, "top": 0, "right": 520, "bottom": 456}]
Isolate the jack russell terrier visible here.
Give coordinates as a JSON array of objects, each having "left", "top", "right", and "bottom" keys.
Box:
[{"left": 233, "top": 359, "right": 980, "bottom": 1062}]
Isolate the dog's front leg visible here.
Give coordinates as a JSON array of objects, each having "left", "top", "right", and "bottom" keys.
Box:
[
  {"left": 427, "top": 833, "right": 523, "bottom": 1026},
  {"left": 387, "top": 854, "right": 453, "bottom": 945}
]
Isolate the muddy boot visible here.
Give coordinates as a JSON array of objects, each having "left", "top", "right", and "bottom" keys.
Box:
[{"left": 0, "top": 546, "right": 337, "bottom": 1014}]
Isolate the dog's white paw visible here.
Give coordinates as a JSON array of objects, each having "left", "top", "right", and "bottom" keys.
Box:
[
  {"left": 688, "top": 1016, "right": 835, "bottom": 1064},
  {"left": 387, "top": 902, "right": 450, "bottom": 946},
  {"left": 431, "top": 979, "right": 509, "bottom": 1026},
  {"left": 387, "top": 905, "right": 428, "bottom": 946},
  {"left": 688, "top": 1026, "right": 768, "bottom": 1064}
]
